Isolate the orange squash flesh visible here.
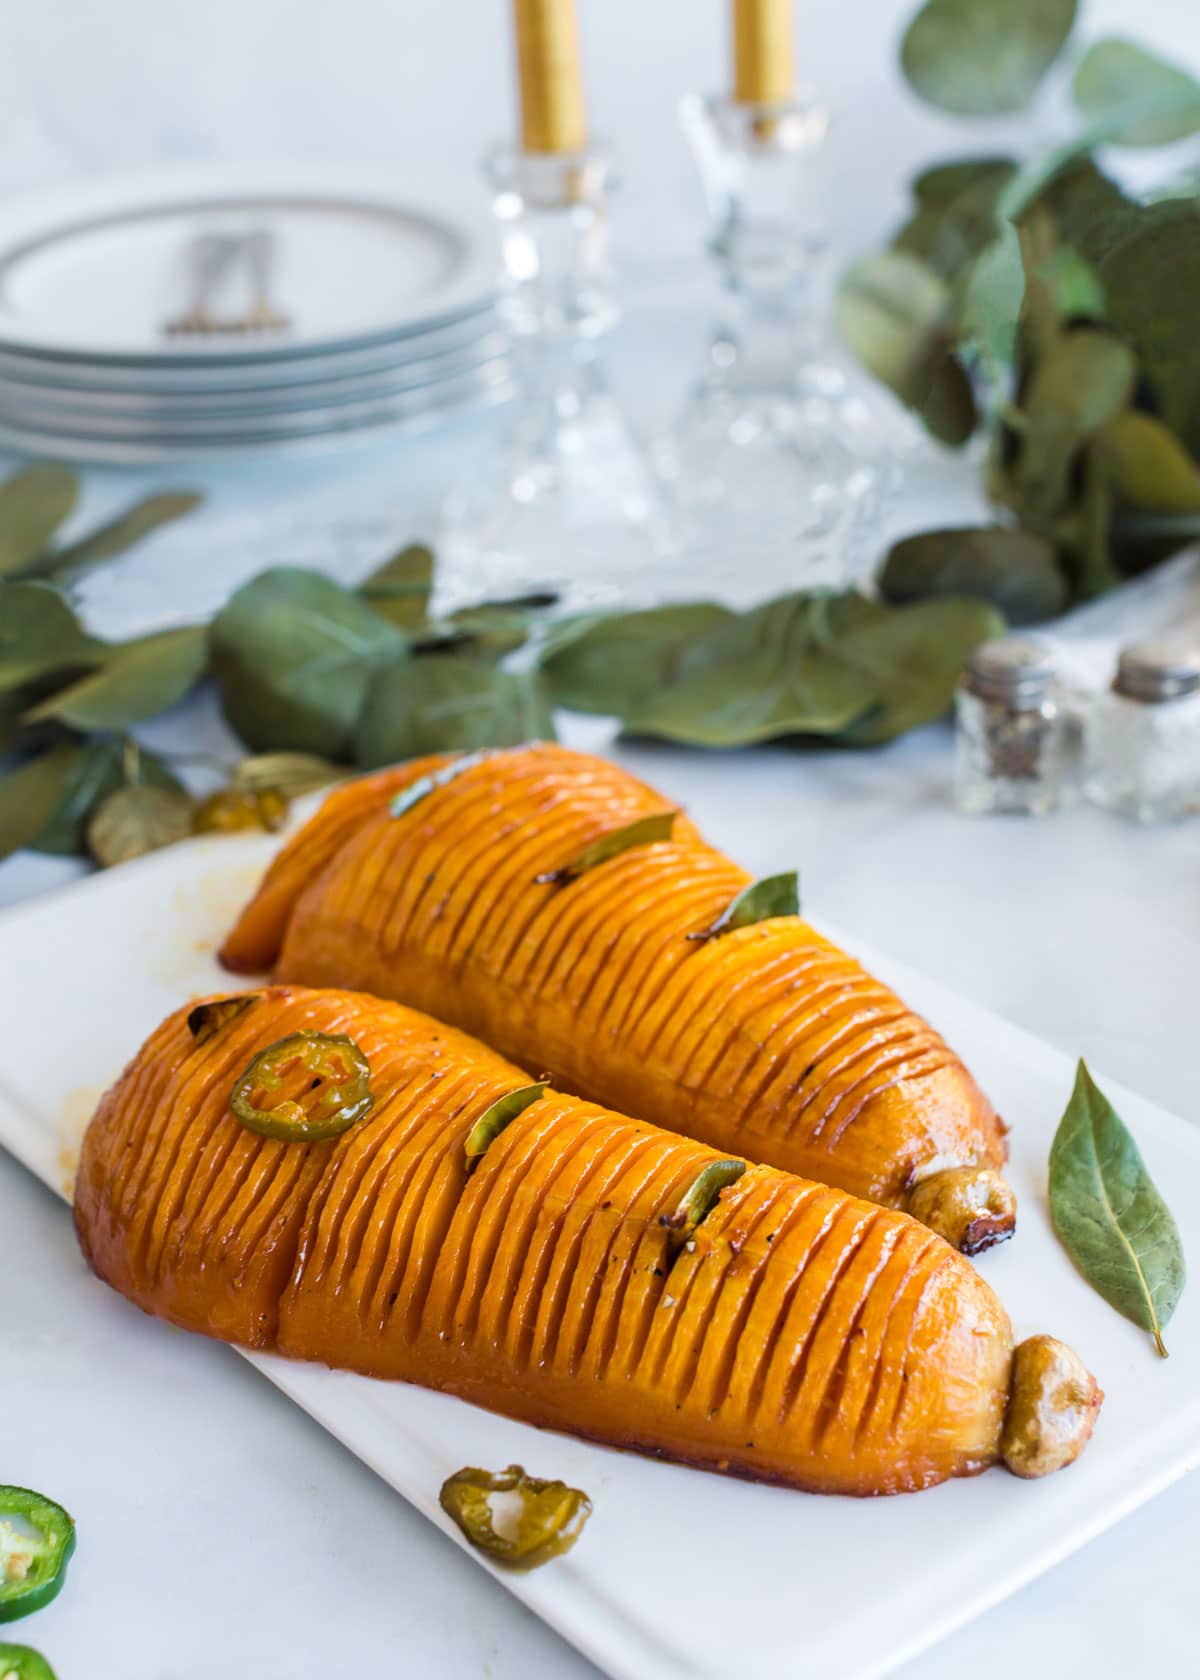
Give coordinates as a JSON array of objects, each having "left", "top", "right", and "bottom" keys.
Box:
[
  {"left": 75, "top": 986, "right": 1019, "bottom": 1496},
  {"left": 221, "top": 745, "right": 1013, "bottom": 1241}
]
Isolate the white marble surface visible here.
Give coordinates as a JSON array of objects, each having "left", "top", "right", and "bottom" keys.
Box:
[{"left": 2, "top": 1, "right": 1199, "bottom": 1676}]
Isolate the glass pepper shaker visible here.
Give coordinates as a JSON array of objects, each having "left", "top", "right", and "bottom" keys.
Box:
[
  {"left": 954, "top": 638, "right": 1067, "bottom": 816},
  {"left": 1083, "top": 638, "right": 1200, "bottom": 823}
]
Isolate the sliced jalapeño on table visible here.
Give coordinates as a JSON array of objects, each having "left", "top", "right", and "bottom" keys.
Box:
[
  {"left": 0, "top": 1488, "right": 75, "bottom": 1624},
  {"left": 0, "top": 1644, "right": 58, "bottom": 1680}
]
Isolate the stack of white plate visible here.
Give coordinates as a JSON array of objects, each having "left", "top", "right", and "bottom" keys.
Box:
[{"left": 0, "top": 165, "right": 513, "bottom": 463}]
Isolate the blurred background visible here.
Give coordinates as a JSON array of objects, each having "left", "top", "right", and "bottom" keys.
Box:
[{"left": 3, "top": 0, "right": 1191, "bottom": 359}]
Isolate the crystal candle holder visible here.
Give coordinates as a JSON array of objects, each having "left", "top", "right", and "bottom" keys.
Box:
[
  {"left": 655, "top": 92, "right": 896, "bottom": 596},
  {"left": 439, "top": 144, "right": 676, "bottom": 611}
]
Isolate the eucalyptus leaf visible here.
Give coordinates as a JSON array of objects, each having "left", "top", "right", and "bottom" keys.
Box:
[
  {"left": 390, "top": 750, "right": 494, "bottom": 817},
  {"left": 0, "top": 690, "right": 24, "bottom": 755},
  {"left": 464, "top": 1083, "right": 547, "bottom": 1171},
  {"left": 86, "top": 784, "right": 195, "bottom": 868},
  {"left": 0, "top": 583, "right": 105, "bottom": 693},
  {"left": 24, "top": 625, "right": 207, "bottom": 729},
  {"left": 38, "top": 491, "right": 202, "bottom": 584},
  {"left": 1049, "top": 1060, "right": 1185, "bottom": 1357},
  {"left": 623, "top": 594, "right": 875, "bottom": 746},
  {"left": 1035, "top": 244, "right": 1105, "bottom": 321},
  {"left": 912, "top": 156, "right": 1017, "bottom": 209},
  {"left": 894, "top": 162, "right": 1016, "bottom": 282},
  {"left": 211, "top": 567, "right": 409, "bottom": 757},
  {"left": 536, "top": 810, "right": 678, "bottom": 886},
  {"left": 1069, "top": 451, "right": 1120, "bottom": 600},
  {"left": 1072, "top": 39, "right": 1200, "bottom": 147},
  {"left": 960, "top": 222, "right": 1024, "bottom": 378},
  {"left": 900, "top": 0, "right": 1077, "bottom": 117},
  {"left": 356, "top": 657, "right": 554, "bottom": 768},
  {"left": 686, "top": 872, "right": 800, "bottom": 942},
  {"left": 0, "top": 744, "right": 83, "bottom": 862},
  {"left": 32, "top": 738, "right": 181, "bottom": 857},
  {"left": 880, "top": 527, "right": 1067, "bottom": 624},
  {"left": 1016, "top": 328, "right": 1137, "bottom": 524},
  {"left": 360, "top": 543, "right": 435, "bottom": 630},
  {"left": 835, "top": 252, "right": 974, "bottom": 444},
  {"left": 835, "top": 251, "right": 948, "bottom": 405},
  {"left": 232, "top": 752, "right": 345, "bottom": 800},
  {"left": 1093, "top": 412, "right": 1200, "bottom": 512},
  {"left": 0, "top": 464, "right": 79, "bottom": 578},
  {"left": 1099, "top": 203, "right": 1200, "bottom": 458},
  {"left": 541, "top": 602, "right": 733, "bottom": 715},
  {"left": 662, "top": 1160, "right": 747, "bottom": 1251}
]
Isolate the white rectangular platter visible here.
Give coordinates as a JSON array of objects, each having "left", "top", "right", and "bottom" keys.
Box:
[{"left": 1, "top": 829, "right": 1198, "bottom": 1680}]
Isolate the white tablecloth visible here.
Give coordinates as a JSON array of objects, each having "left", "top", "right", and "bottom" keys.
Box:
[{"left": 3, "top": 0, "right": 1197, "bottom": 1674}]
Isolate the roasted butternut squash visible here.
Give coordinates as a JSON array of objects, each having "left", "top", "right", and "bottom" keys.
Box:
[
  {"left": 74, "top": 987, "right": 1100, "bottom": 1496},
  {"left": 222, "top": 745, "right": 1015, "bottom": 1251}
]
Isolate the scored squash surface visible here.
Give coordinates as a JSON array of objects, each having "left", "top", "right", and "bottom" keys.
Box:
[
  {"left": 75, "top": 986, "right": 1023, "bottom": 1496},
  {"left": 222, "top": 745, "right": 1014, "bottom": 1248}
]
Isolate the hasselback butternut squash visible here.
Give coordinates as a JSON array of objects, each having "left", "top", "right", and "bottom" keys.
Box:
[
  {"left": 74, "top": 986, "right": 1099, "bottom": 1496},
  {"left": 222, "top": 745, "right": 1015, "bottom": 1252}
]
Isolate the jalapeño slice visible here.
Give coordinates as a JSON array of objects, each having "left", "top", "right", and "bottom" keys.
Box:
[
  {"left": 0, "top": 1488, "right": 76, "bottom": 1625},
  {"left": 439, "top": 1464, "right": 591, "bottom": 1570},
  {"left": 230, "top": 1031, "right": 373, "bottom": 1142},
  {"left": 0, "top": 1645, "right": 58, "bottom": 1680}
]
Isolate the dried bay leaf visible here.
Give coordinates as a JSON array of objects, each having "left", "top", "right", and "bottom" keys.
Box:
[
  {"left": 390, "top": 750, "right": 493, "bottom": 818},
  {"left": 623, "top": 595, "right": 874, "bottom": 747},
  {"left": 541, "top": 602, "right": 733, "bottom": 716},
  {"left": 87, "top": 784, "right": 195, "bottom": 867},
  {"left": 687, "top": 872, "right": 800, "bottom": 942},
  {"left": 880, "top": 527, "right": 1068, "bottom": 624},
  {"left": 360, "top": 543, "right": 435, "bottom": 630},
  {"left": 662, "top": 1160, "right": 747, "bottom": 1251},
  {"left": 0, "top": 744, "right": 84, "bottom": 862},
  {"left": 0, "top": 583, "right": 105, "bottom": 693},
  {"left": 38, "top": 491, "right": 202, "bottom": 584},
  {"left": 536, "top": 811, "right": 678, "bottom": 886},
  {"left": 1050, "top": 1060, "right": 1185, "bottom": 1356},
  {"left": 188, "top": 994, "right": 261, "bottom": 1042},
  {"left": 900, "top": 0, "right": 1077, "bottom": 117},
  {"left": 826, "top": 595, "right": 1006, "bottom": 745},
  {"left": 24, "top": 625, "right": 207, "bottom": 729},
  {"left": 357, "top": 657, "right": 554, "bottom": 768},
  {"left": 233, "top": 752, "right": 345, "bottom": 800},
  {"left": 0, "top": 463, "right": 79, "bottom": 578},
  {"left": 211, "top": 567, "right": 409, "bottom": 758},
  {"left": 464, "top": 1084, "right": 547, "bottom": 1170}
]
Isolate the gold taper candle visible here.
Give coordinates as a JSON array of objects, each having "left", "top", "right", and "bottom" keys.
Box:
[
  {"left": 732, "top": 0, "right": 795, "bottom": 104},
  {"left": 513, "top": 0, "right": 588, "bottom": 154}
]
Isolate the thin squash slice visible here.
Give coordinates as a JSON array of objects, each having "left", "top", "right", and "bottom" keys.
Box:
[
  {"left": 75, "top": 986, "right": 1100, "bottom": 1497},
  {"left": 221, "top": 745, "right": 1016, "bottom": 1252}
]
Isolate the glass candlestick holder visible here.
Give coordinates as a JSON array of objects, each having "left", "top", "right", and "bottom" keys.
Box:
[
  {"left": 439, "top": 144, "right": 676, "bottom": 612},
  {"left": 655, "top": 93, "right": 896, "bottom": 597}
]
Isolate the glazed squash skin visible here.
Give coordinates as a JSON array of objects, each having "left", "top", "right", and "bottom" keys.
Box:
[
  {"left": 221, "top": 746, "right": 1015, "bottom": 1250},
  {"left": 76, "top": 986, "right": 1037, "bottom": 1497}
]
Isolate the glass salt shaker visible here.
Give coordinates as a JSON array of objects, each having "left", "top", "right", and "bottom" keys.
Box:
[
  {"left": 954, "top": 638, "right": 1067, "bottom": 816},
  {"left": 1083, "top": 638, "right": 1200, "bottom": 823}
]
